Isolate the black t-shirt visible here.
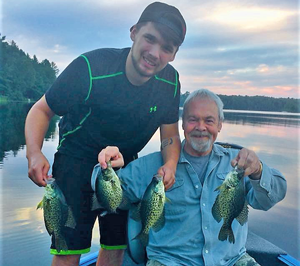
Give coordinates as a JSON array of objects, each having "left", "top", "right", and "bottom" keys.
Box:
[{"left": 45, "top": 48, "right": 180, "bottom": 164}]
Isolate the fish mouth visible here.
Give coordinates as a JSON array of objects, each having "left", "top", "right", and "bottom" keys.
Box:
[
  {"left": 46, "top": 177, "right": 55, "bottom": 185},
  {"left": 153, "top": 174, "right": 163, "bottom": 182},
  {"left": 234, "top": 166, "right": 245, "bottom": 179}
]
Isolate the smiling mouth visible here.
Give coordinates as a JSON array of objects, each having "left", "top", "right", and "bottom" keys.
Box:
[
  {"left": 191, "top": 134, "right": 210, "bottom": 139},
  {"left": 143, "top": 56, "right": 156, "bottom": 67}
]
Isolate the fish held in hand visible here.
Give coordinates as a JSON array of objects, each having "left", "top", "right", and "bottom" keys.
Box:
[
  {"left": 36, "top": 178, "right": 76, "bottom": 253},
  {"left": 91, "top": 161, "right": 123, "bottom": 214},
  {"left": 132, "top": 174, "right": 170, "bottom": 246},
  {"left": 212, "top": 166, "right": 248, "bottom": 244}
]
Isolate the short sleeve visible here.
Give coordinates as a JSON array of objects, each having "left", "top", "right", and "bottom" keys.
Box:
[
  {"left": 161, "top": 71, "right": 181, "bottom": 124},
  {"left": 45, "top": 55, "right": 90, "bottom": 116}
]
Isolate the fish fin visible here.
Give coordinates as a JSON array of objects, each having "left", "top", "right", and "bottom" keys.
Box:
[
  {"left": 91, "top": 193, "right": 102, "bottom": 211},
  {"left": 214, "top": 185, "right": 221, "bottom": 192},
  {"left": 218, "top": 224, "right": 235, "bottom": 244},
  {"left": 65, "top": 208, "right": 76, "bottom": 229},
  {"left": 211, "top": 195, "right": 222, "bottom": 223},
  {"left": 133, "top": 231, "right": 149, "bottom": 247},
  {"left": 153, "top": 208, "right": 166, "bottom": 232},
  {"left": 236, "top": 201, "right": 248, "bottom": 226},
  {"left": 165, "top": 196, "right": 171, "bottom": 204},
  {"left": 52, "top": 181, "right": 68, "bottom": 206},
  {"left": 130, "top": 202, "right": 141, "bottom": 222},
  {"left": 36, "top": 199, "right": 43, "bottom": 210},
  {"left": 118, "top": 195, "right": 132, "bottom": 210}
]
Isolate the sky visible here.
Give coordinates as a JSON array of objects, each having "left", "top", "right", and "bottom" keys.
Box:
[{"left": 1, "top": 0, "right": 299, "bottom": 98}]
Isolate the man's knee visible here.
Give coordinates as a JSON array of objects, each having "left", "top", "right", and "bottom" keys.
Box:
[{"left": 52, "top": 254, "right": 81, "bottom": 266}]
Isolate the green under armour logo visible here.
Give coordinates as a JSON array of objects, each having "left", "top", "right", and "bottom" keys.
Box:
[{"left": 150, "top": 106, "right": 157, "bottom": 113}]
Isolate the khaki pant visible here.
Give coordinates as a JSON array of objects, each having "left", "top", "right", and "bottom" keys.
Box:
[{"left": 146, "top": 252, "right": 261, "bottom": 266}]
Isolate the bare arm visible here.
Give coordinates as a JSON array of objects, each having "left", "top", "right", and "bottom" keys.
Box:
[
  {"left": 25, "top": 95, "right": 55, "bottom": 187},
  {"left": 158, "top": 122, "right": 181, "bottom": 190}
]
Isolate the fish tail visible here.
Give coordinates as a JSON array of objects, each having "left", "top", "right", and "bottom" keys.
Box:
[
  {"left": 218, "top": 225, "right": 235, "bottom": 244},
  {"left": 55, "top": 235, "right": 68, "bottom": 253},
  {"left": 133, "top": 231, "right": 149, "bottom": 247}
]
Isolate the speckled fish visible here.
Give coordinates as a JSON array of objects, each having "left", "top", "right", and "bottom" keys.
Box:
[
  {"left": 132, "top": 174, "right": 170, "bottom": 246},
  {"left": 212, "top": 166, "right": 248, "bottom": 244},
  {"left": 91, "top": 161, "right": 123, "bottom": 214},
  {"left": 36, "top": 178, "right": 76, "bottom": 252}
]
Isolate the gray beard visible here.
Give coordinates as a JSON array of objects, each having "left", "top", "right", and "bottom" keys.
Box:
[{"left": 190, "top": 136, "right": 212, "bottom": 153}]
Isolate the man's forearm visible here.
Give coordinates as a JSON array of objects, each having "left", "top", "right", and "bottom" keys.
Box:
[
  {"left": 161, "top": 135, "right": 181, "bottom": 167},
  {"left": 25, "top": 97, "right": 54, "bottom": 157}
]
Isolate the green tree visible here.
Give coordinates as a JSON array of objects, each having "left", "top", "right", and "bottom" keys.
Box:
[{"left": 0, "top": 36, "right": 58, "bottom": 101}]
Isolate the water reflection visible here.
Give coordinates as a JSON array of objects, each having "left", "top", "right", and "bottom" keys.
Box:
[
  {"left": 0, "top": 103, "right": 60, "bottom": 163},
  {"left": 224, "top": 110, "right": 300, "bottom": 127},
  {"left": 1, "top": 104, "right": 300, "bottom": 265}
]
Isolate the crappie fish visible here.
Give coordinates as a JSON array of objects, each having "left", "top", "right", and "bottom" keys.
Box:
[
  {"left": 132, "top": 174, "right": 169, "bottom": 246},
  {"left": 212, "top": 166, "right": 248, "bottom": 244},
  {"left": 36, "top": 178, "right": 76, "bottom": 252},
  {"left": 91, "top": 161, "right": 123, "bottom": 214}
]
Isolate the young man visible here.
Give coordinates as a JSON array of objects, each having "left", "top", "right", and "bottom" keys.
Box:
[
  {"left": 98, "top": 89, "right": 287, "bottom": 266},
  {"left": 25, "top": 2, "right": 186, "bottom": 266}
]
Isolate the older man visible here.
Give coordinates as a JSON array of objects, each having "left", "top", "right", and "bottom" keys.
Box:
[{"left": 97, "top": 89, "right": 287, "bottom": 266}]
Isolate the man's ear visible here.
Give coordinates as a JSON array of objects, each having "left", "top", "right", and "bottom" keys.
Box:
[
  {"left": 169, "top": 52, "right": 176, "bottom": 62},
  {"left": 130, "top": 25, "right": 137, "bottom": 41},
  {"left": 218, "top": 121, "right": 222, "bottom": 132}
]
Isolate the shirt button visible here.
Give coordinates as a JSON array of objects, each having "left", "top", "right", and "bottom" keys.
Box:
[
  {"left": 205, "top": 250, "right": 209, "bottom": 254},
  {"left": 204, "top": 226, "right": 208, "bottom": 230},
  {"left": 202, "top": 203, "right": 206, "bottom": 207},
  {"left": 195, "top": 185, "right": 199, "bottom": 189}
]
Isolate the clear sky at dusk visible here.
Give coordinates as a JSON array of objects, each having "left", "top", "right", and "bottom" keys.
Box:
[{"left": 2, "top": 0, "right": 299, "bottom": 98}]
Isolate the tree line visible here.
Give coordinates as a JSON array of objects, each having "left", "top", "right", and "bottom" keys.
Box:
[
  {"left": 180, "top": 92, "right": 299, "bottom": 113},
  {"left": 1, "top": 37, "right": 299, "bottom": 113},
  {"left": 0, "top": 35, "right": 58, "bottom": 101}
]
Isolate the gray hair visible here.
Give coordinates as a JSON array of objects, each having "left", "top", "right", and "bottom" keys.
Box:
[{"left": 182, "top": 89, "right": 224, "bottom": 121}]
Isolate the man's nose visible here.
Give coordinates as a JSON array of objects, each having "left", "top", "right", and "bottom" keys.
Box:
[
  {"left": 195, "top": 121, "right": 206, "bottom": 131},
  {"left": 148, "top": 44, "right": 160, "bottom": 59}
]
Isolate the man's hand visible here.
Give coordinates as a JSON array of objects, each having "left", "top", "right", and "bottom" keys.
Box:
[
  {"left": 157, "top": 161, "right": 176, "bottom": 190},
  {"left": 25, "top": 95, "right": 55, "bottom": 187},
  {"left": 231, "top": 148, "right": 262, "bottom": 180},
  {"left": 98, "top": 146, "right": 124, "bottom": 169},
  {"left": 27, "top": 151, "right": 51, "bottom": 187}
]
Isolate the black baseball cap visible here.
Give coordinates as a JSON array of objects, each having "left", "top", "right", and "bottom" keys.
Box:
[{"left": 131, "top": 2, "right": 186, "bottom": 44}]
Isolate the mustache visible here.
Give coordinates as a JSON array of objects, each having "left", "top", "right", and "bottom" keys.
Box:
[{"left": 190, "top": 131, "right": 211, "bottom": 138}]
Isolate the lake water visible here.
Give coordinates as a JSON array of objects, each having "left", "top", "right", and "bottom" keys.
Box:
[{"left": 0, "top": 104, "right": 299, "bottom": 265}]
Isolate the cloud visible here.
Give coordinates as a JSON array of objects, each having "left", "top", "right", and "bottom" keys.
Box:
[
  {"left": 2, "top": 0, "right": 299, "bottom": 98},
  {"left": 206, "top": 6, "right": 296, "bottom": 31}
]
